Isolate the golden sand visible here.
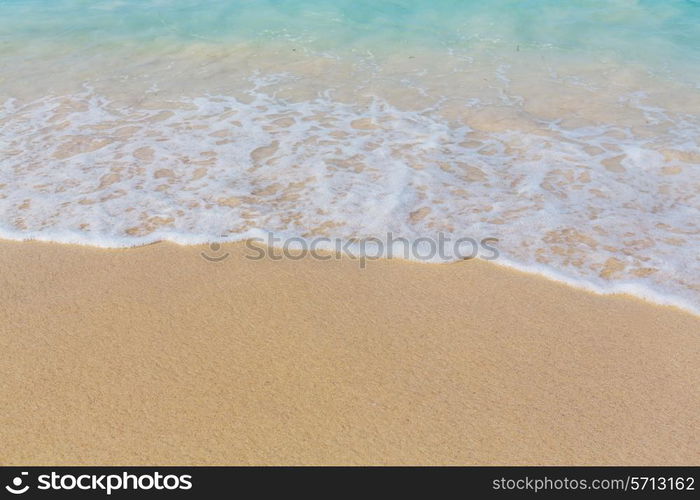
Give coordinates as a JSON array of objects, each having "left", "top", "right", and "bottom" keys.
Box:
[{"left": 0, "top": 240, "right": 698, "bottom": 465}]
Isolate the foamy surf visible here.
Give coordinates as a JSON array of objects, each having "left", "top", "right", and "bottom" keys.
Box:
[{"left": 1, "top": 0, "right": 699, "bottom": 315}]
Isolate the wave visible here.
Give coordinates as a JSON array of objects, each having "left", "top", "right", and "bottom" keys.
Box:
[{"left": 1, "top": 69, "right": 699, "bottom": 315}]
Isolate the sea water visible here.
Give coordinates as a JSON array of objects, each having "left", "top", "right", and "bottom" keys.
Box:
[{"left": 1, "top": 0, "right": 699, "bottom": 313}]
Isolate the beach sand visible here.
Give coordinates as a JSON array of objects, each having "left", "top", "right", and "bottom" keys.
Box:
[{"left": 0, "top": 240, "right": 698, "bottom": 465}]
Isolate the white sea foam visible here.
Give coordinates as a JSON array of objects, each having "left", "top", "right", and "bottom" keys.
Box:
[{"left": 1, "top": 67, "right": 699, "bottom": 315}]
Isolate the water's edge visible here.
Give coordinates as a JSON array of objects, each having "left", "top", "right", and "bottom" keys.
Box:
[{"left": 2, "top": 229, "right": 697, "bottom": 317}]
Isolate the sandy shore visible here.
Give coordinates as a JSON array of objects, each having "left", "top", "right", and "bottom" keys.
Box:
[{"left": 0, "top": 240, "right": 698, "bottom": 465}]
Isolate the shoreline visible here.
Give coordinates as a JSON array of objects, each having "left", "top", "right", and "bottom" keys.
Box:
[
  {"left": 0, "top": 233, "right": 697, "bottom": 318},
  {"left": 1, "top": 239, "right": 698, "bottom": 465}
]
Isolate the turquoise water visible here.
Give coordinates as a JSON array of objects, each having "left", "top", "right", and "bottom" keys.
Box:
[
  {"left": 1, "top": 1, "right": 700, "bottom": 313},
  {"left": 2, "top": 0, "right": 700, "bottom": 63}
]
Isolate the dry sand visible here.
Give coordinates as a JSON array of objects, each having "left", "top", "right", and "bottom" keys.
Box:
[{"left": 0, "top": 240, "right": 698, "bottom": 465}]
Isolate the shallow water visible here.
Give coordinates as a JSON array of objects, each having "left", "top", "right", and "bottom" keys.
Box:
[{"left": 1, "top": 0, "right": 699, "bottom": 312}]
